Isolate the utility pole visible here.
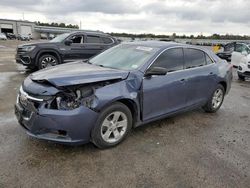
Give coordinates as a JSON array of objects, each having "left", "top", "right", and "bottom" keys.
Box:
[
  {"left": 80, "top": 20, "right": 81, "bottom": 29},
  {"left": 22, "top": 12, "right": 24, "bottom": 20}
]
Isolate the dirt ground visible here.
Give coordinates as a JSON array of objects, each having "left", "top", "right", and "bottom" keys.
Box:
[{"left": 0, "top": 40, "right": 250, "bottom": 188}]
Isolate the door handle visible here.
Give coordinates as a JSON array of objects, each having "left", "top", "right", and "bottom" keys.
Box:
[
  {"left": 180, "top": 78, "right": 186, "bottom": 82},
  {"left": 209, "top": 72, "right": 214, "bottom": 75}
]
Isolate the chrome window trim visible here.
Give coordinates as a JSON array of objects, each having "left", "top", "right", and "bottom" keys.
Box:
[
  {"left": 144, "top": 46, "right": 215, "bottom": 76},
  {"left": 144, "top": 63, "right": 215, "bottom": 78}
]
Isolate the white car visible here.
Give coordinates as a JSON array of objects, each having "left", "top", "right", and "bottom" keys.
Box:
[
  {"left": 231, "top": 43, "right": 250, "bottom": 67},
  {"left": 0, "top": 33, "right": 7, "bottom": 40},
  {"left": 238, "top": 53, "right": 250, "bottom": 80}
]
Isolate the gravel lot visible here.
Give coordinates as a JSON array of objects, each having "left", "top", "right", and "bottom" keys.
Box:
[{"left": 0, "top": 40, "right": 250, "bottom": 188}]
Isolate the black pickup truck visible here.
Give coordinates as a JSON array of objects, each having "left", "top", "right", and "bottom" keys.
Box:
[{"left": 16, "top": 31, "right": 119, "bottom": 70}]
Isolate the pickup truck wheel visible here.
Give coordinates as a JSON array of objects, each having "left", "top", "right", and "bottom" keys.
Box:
[
  {"left": 203, "top": 84, "right": 225, "bottom": 113},
  {"left": 38, "top": 54, "right": 58, "bottom": 69},
  {"left": 91, "top": 102, "right": 132, "bottom": 149}
]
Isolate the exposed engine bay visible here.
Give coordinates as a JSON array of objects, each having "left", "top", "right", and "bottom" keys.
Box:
[{"left": 36, "top": 80, "right": 119, "bottom": 111}]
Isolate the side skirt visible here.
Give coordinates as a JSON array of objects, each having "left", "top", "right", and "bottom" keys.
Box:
[{"left": 134, "top": 102, "right": 206, "bottom": 128}]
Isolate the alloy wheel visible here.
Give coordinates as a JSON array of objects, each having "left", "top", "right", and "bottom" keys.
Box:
[
  {"left": 41, "top": 56, "right": 57, "bottom": 69},
  {"left": 101, "top": 111, "right": 128, "bottom": 143},
  {"left": 212, "top": 88, "right": 223, "bottom": 109}
]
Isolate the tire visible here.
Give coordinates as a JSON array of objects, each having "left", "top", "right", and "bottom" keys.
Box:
[
  {"left": 238, "top": 73, "right": 245, "bottom": 81},
  {"left": 38, "top": 54, "right": 59, "bottom": 70},
  {"left": 203, "top": 84, "right": 225, "bottom": 113},
  {"left": 91, "top": 102, "right": 133, "bottom": 149}
]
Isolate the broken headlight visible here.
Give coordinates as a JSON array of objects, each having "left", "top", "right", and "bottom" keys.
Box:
[
  {"left": 56, "top": 96, "right": 80, "bottom": 110},
  {"left": 55, "top": 87, "right": 96, "bottom": 110}
]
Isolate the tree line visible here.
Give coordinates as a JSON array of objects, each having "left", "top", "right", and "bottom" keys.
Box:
[
  {"left": 33, "top": 22, "right": 250, "bottom": 40},
  {"left": 109, "top": 32, "right": 250, "bottom": 40},
  {"left": 35, "top": 21, "right": 79, "bottom": 29}
]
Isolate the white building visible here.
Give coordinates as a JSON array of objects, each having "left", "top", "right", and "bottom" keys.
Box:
[
  {"left": 0, "top": 18, "right": 80, "bottom": 39},
  {"left": 0, "top": 18, "right": 38, "bottom": 38}
]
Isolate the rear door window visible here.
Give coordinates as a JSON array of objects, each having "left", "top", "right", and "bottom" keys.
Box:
[
  {"left": 86, "top": 35, "right": 101, "bottom": 43},
  {"left": 184, "top": 48, "right": 206, "bottom": 69},
  {"left": 151, "top": 48, "right": 184, "bottom": 72}
]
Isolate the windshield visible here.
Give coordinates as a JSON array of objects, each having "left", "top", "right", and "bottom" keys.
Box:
[
  {"left": 50, "top": 33, "right": 71, "bottom": 43},
  {"left": 89, "top": 44, "right": 159, "bottom": 70}
]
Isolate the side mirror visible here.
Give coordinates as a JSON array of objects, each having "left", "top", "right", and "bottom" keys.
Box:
[
  {"left": 242, "top": 51, "right": 248, "bottom": 56},
  {"left": 145, "top": 67, "right": 168, "bottom": 77},
  {"left": 64, "top": 39, "right": 73, "bottom": 46}
]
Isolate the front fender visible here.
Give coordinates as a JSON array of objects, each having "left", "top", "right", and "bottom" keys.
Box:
[
  {"left": 92, "top": 75, "right": 142, "bottom": 122},
  {"left": 94, "top": 80, "right": 140, "bottom": 111}
]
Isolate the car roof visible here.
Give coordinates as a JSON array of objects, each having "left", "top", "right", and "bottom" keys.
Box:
[
  {"left": 123, "top": 41, "right": 182, "bottom": 49},
  {"left": 122, "top": 41, "right": 219, "bottom": 62},
  {"left": 69, "top": 31, "right": 111, "bottom": 37},
  {"left": 122, "top": 41, "right": 211, "bottom": 52}
]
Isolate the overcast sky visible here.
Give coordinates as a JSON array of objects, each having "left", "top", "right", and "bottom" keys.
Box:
[{"left": 0, "top": 0, "right": 249, "bottom": 36}]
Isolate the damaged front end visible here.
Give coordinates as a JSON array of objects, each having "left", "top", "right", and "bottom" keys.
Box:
[
  {"left": 37, "top": 79, "right": 121, "bottom": 111},
  {"left": 44, "top": 84, "right": 97, "bottom": 111},
  {"left": 15, "top": 77, "right": 123, "bottom": 144}
]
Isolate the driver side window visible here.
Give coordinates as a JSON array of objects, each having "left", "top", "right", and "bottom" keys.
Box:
[
  {"left": 70, "top": 35, "right": 83, "bottom": 44},
  {"left": 151, "top": 48, "right": 184, "bottom": 72}
]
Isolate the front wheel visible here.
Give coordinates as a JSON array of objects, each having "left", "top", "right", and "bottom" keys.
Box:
[
  {"left": 91, "top": 102, "right": 132, "bottom": 149},
  {"left": 203, "top": 84, "right": 225, "bottom": 113},
  {"left": 38, "top": 54, "right": 59, "bottom": 69}
]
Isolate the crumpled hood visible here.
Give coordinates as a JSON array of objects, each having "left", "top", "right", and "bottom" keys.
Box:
[{"left": 30, "top": 61, "right": 129, "bottom": 86}]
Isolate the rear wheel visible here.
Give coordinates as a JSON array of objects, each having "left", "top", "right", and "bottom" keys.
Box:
[
  {"left": 91, "top": 102, "right": 132, "bottom": 149},
  {"left": 203, "top": 84, "right": 225, "bottom": 113},
  {"left": 38, "top": 54, "right": 58, "bottom": 70}
]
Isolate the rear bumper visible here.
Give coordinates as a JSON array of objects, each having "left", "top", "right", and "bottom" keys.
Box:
[{"left": 15, "top": 101, "right": 99, "bottom": 145}]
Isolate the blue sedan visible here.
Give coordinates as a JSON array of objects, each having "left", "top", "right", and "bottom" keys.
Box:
[{"left": 15, "top": 41, "right": 233, "bottom": 148}]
